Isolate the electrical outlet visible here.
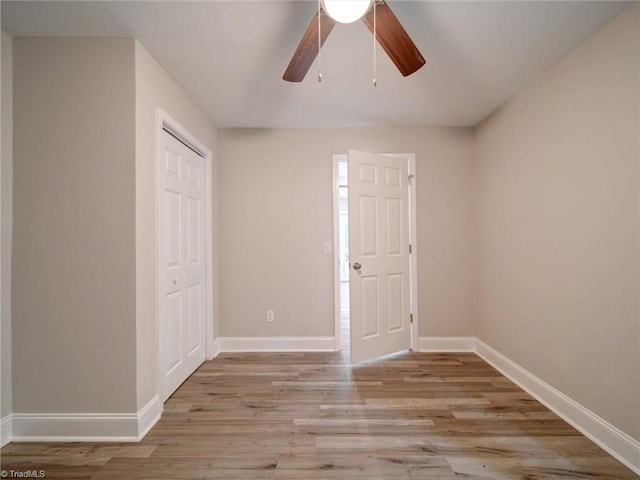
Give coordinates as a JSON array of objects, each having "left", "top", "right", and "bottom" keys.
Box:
[{"left": 266, "top": 310, "right": 275, "bottom": 322}]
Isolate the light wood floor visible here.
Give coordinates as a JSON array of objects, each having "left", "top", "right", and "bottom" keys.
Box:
[{"left": 1, "top": 352, "right": 636, "bottom": 479}]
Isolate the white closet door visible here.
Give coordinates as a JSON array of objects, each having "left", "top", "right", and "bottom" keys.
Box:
[{"left": 159, "top": 129, "right": 206, "bottom": 401}]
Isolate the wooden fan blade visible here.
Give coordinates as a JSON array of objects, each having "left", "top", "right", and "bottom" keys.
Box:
[
  {"left": 283, "top": 10, "right": 336, "bottom": 82},
  {"left": 362, "top": 1, "right": 426, "bottom": 77}
]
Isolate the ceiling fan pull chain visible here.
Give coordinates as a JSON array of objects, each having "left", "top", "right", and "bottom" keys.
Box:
[
  {"left": 318, "top": 0, "right": 323, "bottom": 82},
  {"left": 373, "top": 0, "right": 377, "bottom": 87}
]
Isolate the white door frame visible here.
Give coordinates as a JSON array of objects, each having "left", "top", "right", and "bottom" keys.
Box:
[
  {"left": 156, "top": 108, "right": 215, "bottom": 404},
  {"left": 332, "top": 153, "right": 418, "bottom": 354}
]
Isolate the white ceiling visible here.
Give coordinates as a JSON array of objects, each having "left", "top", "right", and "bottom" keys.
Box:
[{"left": 1, "top": 1, "right": 632, "bottom": 128}]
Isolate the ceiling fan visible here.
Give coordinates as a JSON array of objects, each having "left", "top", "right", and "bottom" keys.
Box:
[{"left": 283, "top": 0, "right": 426, "bottom": 83}]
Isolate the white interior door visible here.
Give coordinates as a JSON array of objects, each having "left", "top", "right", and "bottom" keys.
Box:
[
  {"left": 160, "top": 129, "right": 206, "bottom": 401},
  {"left": 348, "top": 150, "right": 411, "bottom": 363}
]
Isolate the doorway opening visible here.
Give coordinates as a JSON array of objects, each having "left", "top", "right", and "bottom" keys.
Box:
[{"left": 337, "top": 159, "right": 350, "bottom": 355}]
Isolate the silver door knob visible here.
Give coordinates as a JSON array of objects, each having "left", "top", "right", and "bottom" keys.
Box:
[{"left": 353, "top": 262, "right": 362, "bottom": 272}]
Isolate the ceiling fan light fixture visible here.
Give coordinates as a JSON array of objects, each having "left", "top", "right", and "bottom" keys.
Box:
[{"left": 321, "top": 0, "right": 373, "bottom": 24}]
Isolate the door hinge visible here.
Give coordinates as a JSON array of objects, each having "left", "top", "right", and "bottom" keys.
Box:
[
  {"left": 410, "top": 313, "right": 413, "bottom": 324},
  {"left": 408, "top": 174, "right": 415, "bottom": 185},
  {"left": 409, "top": 244, "right": 412, "bottom": 254}
]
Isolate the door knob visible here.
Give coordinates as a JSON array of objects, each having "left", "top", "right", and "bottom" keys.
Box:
[{"left": 353, "top": 262, "right": 362, "bottom": 272}]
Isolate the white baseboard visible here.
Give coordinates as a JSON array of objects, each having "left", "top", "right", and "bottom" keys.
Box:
[
  {"left": 209, "top": 337, "right": 222, "bottom": 359},
  {"left": 1, "top": 414, "right": 12, "bottom": 447},
  {"left": 475, "top": 339, "right": 640, "bottom": 475},
  {"left": 11, "top": 413, "right": 140, "bottom": 442},
  {"left": 7, "top": 395, "right": 161, "bottom": 444},
  {"left": 418, "top": 336, "right": 475, "bottom": 352},
  {"left": 206, "top": 336, "right": 216, "bottom": 360},
  {"left": 136, "top": 395, "right": 161, "bottom": 439},
  {"left": 217, "top": 336, "right": 336, "bottom": 352}
]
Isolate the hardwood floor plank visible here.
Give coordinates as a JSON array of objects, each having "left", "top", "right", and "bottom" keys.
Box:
[
  {"left": 447, "top": 456, "right": 635, "bottom": 479},
  {"left": 1, "top": 352, "right": 636, "bottom": 479}
]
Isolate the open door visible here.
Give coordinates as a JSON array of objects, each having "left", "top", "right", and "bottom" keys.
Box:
[{"left": 348, "top": 150, "right": 411, "bottom": 363}]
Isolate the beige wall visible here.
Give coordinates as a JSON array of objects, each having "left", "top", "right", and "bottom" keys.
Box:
[
  {"left": 475, "top": 4, "right": 639, "bottom": 441},
  {"left": 134, "top": 41, "right": 218, "bottom": 410},
  {"left": 8, "top": 37, "right": 218, "bottom": 419},
  {"left": 12, "top": 37, "right": 137, "bottom": 413},
  {"left": 1, "top": 31, "right": 13, "bottom": 420},
  {"left": 218, "top": 128, "right": 475, "bottom": 338}
]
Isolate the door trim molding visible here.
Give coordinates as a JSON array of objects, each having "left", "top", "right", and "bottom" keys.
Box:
[
  {"left": 331, "top": 155, "right": 344, "bottom": 351},
  {"left": 400, "top": 153, "right": 418, "bottom": 352},
  {"left": 155, "top": 109, "right": 214, "bottom": 406},
  {"left": 332, "top": 153, "right": 418, "bottom": 354}
]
